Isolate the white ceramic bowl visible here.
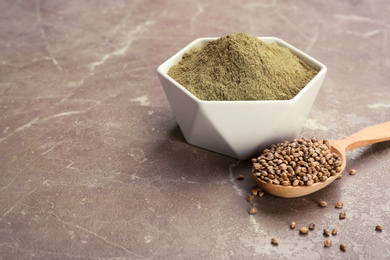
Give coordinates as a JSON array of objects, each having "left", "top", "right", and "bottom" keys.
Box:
[{"left": 157, "top": 37, "right": 327, "bottom": 160}]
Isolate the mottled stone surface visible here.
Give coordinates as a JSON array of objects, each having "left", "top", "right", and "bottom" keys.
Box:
[{"left": 1, "top": 1, "right": 390, "bottom": 259}]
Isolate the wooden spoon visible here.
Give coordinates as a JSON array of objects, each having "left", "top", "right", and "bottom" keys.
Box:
[{"left": 253, "top": 121, "right": 390, "bottom": 198}]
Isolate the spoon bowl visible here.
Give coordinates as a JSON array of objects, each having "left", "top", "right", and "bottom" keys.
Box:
[{"left": 253, "top": 121, "right": 390, "bottom": 198}]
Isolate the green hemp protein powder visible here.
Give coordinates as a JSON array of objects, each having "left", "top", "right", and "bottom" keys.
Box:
[{"left": 168, "top": 32, "right": 319, "bottom": 101}]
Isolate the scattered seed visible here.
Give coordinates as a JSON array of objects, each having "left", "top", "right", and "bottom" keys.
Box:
[
  {"left": 246, "top": 194, "right": 255, "bottom": 202},
  {"left": 339, "top": 212, "right": 346, "bottom": 219},
  {"left": 335, "top": 201, "right": 343, "bottom": 209},
  {"left": 324, "top": 239, "right": 332, "bottom": 247},
  {"left": 299, "top": 227, "right": 309, "bottom": 234},
  {"left": 349, "top": 169, "right": 357, "bottom": 175},
  {"left": 331, "top": 228, "right": 338, "bottom": 236},
  {"left": 309, "top": 223, "right": 316, "bottom": 230},
  {"left": 319, "top": 200, "right": 328, "bottom": 207},
  {"left": 248, "top": 207, "right": 257, "bottom": 215},
  {"left": 376, "top": 225, "right": 383, "bottom": 232},
  {"left": 290, "top": 221, "right": 296, "bottom": 229},
  {"left": 323, "top": 228, "right": 331, "bottom": 237},
  {"left": 251, "top": 187, "right": 263, "bottom": 196},
  {"left": 340, "top": 243, "right": 347, "bottom": 252},
  {"left": 237, "top": 175, "right": 245, "bottom": 180},
  {"left": 271, "top": 238, "right": 279, "bottom": 245}
]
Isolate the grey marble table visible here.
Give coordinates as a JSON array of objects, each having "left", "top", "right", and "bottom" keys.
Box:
[{"left": 1, "top": 1, "right": 389, "bottom": 259}]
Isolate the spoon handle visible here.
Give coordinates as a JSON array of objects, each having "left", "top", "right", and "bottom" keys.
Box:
[{"left": 338, "top": 121, "right": 390, "bottom": 152}]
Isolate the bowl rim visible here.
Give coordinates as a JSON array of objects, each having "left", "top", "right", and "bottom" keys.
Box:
[{"left": 157, "top": 36, "right": 327, "bottom": 104}]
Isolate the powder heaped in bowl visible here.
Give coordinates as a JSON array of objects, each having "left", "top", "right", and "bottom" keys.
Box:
[{"left": 168, "top": 32, "right": 319, "bottom": 101}]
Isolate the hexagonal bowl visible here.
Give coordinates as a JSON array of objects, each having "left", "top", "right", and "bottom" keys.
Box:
[{"left": 157, "top": 37, "right": 327, "bottom": 160}]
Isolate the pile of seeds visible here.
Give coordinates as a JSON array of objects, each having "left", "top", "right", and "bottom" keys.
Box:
[{"left": 252, "top": 137, "right": 342, "bottom": 186}]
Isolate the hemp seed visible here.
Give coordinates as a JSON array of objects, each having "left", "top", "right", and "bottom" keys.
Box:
[
  {"left": 271, "top": 238, "right": 279, "bottom": 245},
  {"left": 349, "top": 169, "right": 357, "bottom": 175},
  {"left": 323, "top": 228, "right": 331, "bottom": 237},
  {"left": 319, "top": 200, "right": 328, "bottom": 207},
  {"left": 376, "top": 225, "right": 383, "bottom": 232},
  {"left": 339, "top": 212, "right": 346, "bottom": 219},
  {"left": 331, "top": 228, "right": 338, "bottom": 236},
  {"left": 335, "top": 201, "right": 343, "bottom": 209},
  {"left": 324, "top": 239, "right": 332, "bottom": 247},
  {"left": 290, "top": 221, "right": 296, "bottom": 229},
  {"left": 248, "top": 207, "right": 257, "bottom": 215},
  {"left": 309, "top": 223, "right": 316, "bottom": 230},
  {"left": 251, "top": 187, "right": 263, "bottom": 196},
  {"left": 299, "top": 227, "right": 309, "bottom": 234},
  {"left": 246, "top": 194, "right": 255, "bottom": 202},
  {"left": 340, "top": 243, "right": 347, "bottom": 252},
  {"left": 306, "top": 180, "right": 314, "bottom": 186},
  {"left": 237, "top": 175, "right": 245, "bottom": 180}
]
